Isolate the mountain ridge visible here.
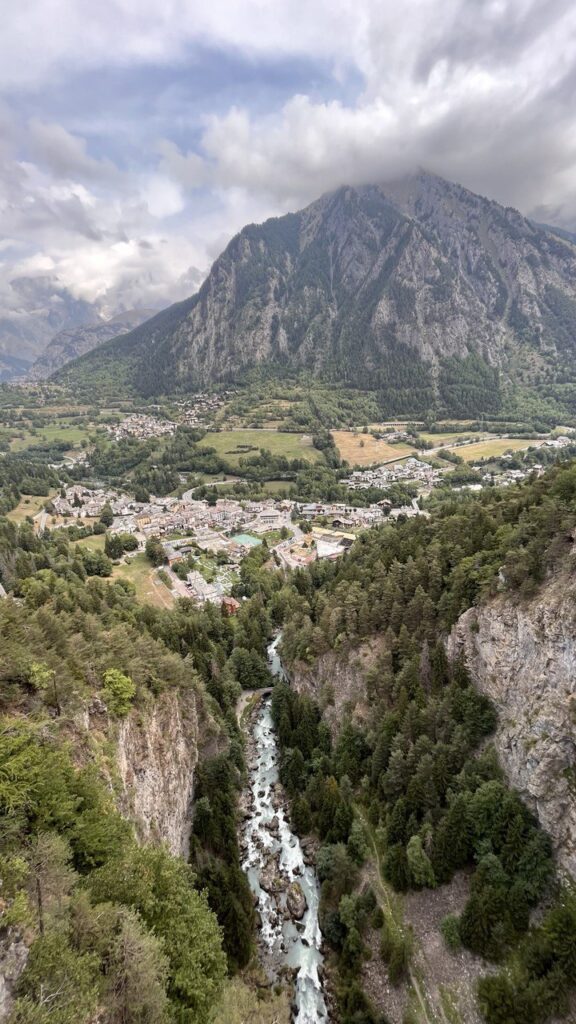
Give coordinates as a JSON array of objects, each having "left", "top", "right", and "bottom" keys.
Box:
[{"left": 57, "top": 172, "right": 576, "bottom": 413}]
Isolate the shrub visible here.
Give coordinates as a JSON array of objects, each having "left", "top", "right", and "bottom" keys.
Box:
[
  {"left": 440, "top": 914, "right": 462, "bottom": 952},
  {"left": 102, "top": 669, "right": 136, "bottom": 717}
]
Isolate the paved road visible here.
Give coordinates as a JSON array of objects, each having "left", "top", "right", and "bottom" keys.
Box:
[{"left": 34, "top": 510, "right": 48, "bottom": 535}]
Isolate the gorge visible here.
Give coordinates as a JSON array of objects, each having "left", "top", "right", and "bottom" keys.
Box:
[{"left": 240, "top": 640, "right": 328, "bottom": 1023}]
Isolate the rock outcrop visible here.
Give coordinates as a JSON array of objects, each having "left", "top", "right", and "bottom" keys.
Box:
[
  {"left": 113, "top": 687, "right": 224, "bottom": 857},
  {"left": 27, "top": 309, "right": 154, "bottom": 380},
  {"left": 0, "top": 933, "right": 28, "bottom": 1022},
  {"left": 448, "top": 571, "right": 576, "bottom": 876},
  {"left": 290, "top": 639, "right": 383, "bottom": 736},
  {"left": 286, "top": 881, "right": 307, "bottom": 920}
]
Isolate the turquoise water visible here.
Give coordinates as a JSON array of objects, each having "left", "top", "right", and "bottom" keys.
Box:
[{"left": 231, "top": 533, "right": 262, "bottom": 547}]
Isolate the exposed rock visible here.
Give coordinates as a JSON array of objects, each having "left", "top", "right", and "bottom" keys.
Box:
[
  {"left": 290, "top": 639, "right": 384, "bottom": 736},
  {"left": 108, "top": 688, "right": 224, "bottom": 857},
  {"left": 448, "top": 569, "right": 576, "bottom": 876},
  {"left": 261, "top": 856, "right": 288, "bottom": 895},
  {"left": 27, "top": 309, "right": 154, "bottom": 380},
  {"left": 63, "top": 171, "right": 576, "bottom": 404},
  {"left": 286, "top": 881, "right": 307, "bottom": 920},
  {"left": 0, "top": 931, "right": 28, "bottom": 1022}
]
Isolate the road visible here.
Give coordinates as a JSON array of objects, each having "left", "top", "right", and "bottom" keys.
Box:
[{"left": 34, "top": 510, "right": 48, "bottom": 535}]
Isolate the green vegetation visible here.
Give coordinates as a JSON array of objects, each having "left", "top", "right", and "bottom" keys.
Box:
[
  {"left": 4, "top": 381, "right": 576, "bottom": 1024},
  {"left": 273, "top": 460, "right": 576, "bottom": 1021},
  {"left": 0, "top": 506, "right": 289, "bottom": 1023},
  {"left": 197, "top": 428, "right": 321, "bottom": 464}
]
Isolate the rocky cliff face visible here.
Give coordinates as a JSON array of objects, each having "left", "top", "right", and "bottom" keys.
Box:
[
  {"left": 0, "top": 934, "right": 28, "bottom": 1023},
  {"left": 59, "top": 171, "right": 576, "bottom": 405},
  {"left": 0, "top": 275, "right": 103, "bottom": 381},
  {"left": 448, "top": 572, "right": 576, "bottom": 877},
  {"left": 289, "top": 639, "right": 383, "bottom": 736},
  {"left": 291, "top": 574, "right": 576, "bottom": 879},
  {"left": 114, "top": 688, "right": 211, "bottom": 857},
  {"left": 0, "top": 685, "right": 225, "bottom": 1021}
]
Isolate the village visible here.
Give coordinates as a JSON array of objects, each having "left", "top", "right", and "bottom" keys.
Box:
[
  {"left": 46, "top": 484, "right": 427, "bottom": 603},
  {"left": 176, "top": 391, "right": 233, "bottom": 427},
  {"left": 104, "top": 394, "right": 232, "bottom": 442},
  {"left": 106, "top": 412, "right": 177, "bottom": 441},
  {"left": 342, "top": 456, "right": 443, "bottom": 489},
  {"left": 39, "top": 427, "right": 576, "bottom": 609}
]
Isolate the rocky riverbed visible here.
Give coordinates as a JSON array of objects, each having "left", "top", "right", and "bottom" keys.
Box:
[{"left": 240, "top": 695, "right": 329, "bottom": 1023}]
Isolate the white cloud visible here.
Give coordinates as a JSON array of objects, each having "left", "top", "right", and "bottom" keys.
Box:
[
  {"left": 157, "top": 0, "right": 576, "bottom": 221},
  {"left": 28, "top": 120, "right": 118, "bottom": 181},
  {"left": 0, "top": 0, "right": 357, "bottom": 91},
  {"left": 2, "top": 0, "right": 576, "bottom": 364},
  {"left": 140, "top": 174, "right": 185, "bottom": 218}
]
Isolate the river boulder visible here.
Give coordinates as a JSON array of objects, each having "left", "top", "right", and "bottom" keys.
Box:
[
  {"left": 261, "top": 856, "right": 287, "bottom": 894},
  {"left": 286, "top": 881, "right": 307, "bottom": 920}
]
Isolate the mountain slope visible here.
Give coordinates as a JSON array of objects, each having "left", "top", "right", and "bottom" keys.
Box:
[
  {"left": 27, "top": 308, "right": 155, "bottom": 380},
  {"left": 58, "top": 172, "right": 576, "bottom": 410}
]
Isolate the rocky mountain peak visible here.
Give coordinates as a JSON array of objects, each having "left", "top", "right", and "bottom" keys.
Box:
[{"left": 57, "top": 172, "right": 576, "bottom": 410}]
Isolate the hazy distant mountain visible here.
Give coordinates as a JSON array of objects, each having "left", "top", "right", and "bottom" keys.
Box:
[
  {"left": 27, "top": 309, "right": 156, "bottom": 380},
  {"left": 59, "top": 172, "right": 576, "bottom": 413},
  {"left": 0, "top": 275, "right": 105, "bottom": 381}
]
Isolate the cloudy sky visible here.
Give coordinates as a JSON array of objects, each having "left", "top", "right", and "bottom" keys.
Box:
[{"left": 2, "top": 0, "right": 576, "bottom": 326}]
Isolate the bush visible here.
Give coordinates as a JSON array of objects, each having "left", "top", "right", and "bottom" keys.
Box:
[
  {"left": 380, "top": 919, "right": 413, "bottom": 986},
  {"left": 440, "top": 914, "right": 462, "bottom": 952},
  {"left": 102, "top": 669, "right": 136, "bottom": 717}
]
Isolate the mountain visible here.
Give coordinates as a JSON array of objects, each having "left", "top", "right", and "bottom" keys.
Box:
[
  {"left": 58, "top": 172, "right": 576, "bottom": 413},
  {"left": 27, "top": 308, "right": 156, "bottom": 380},
  {"left": 0, "top": 275, "right": 104, "bottom": 381},
  {"left": 535, "top": 221, "right": 576, "bottom": 246}
]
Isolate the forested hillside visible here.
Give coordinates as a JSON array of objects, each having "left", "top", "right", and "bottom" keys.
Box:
[
  {"left": 0, "top": 512, "right": 282, "bottom": 1023},
  {"left": 273, "top": 461, "right": 576, "bottom": 1024},
  {"left": 3, "top": 447, "right": 576, "bottom": 1023}
]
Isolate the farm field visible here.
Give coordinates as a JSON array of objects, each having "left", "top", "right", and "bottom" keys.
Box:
[
  {"left": 73, "top": 534, "right": 107, "bottom": 552},
  {"left": 419, "top": 431, "right": 487, "bottom": 446},
  {"left": 456, "top": 438, "right": 541, "bottom": 462},
  {"left": 198, "top": 429, "right": 321, "bottom": 464},
  {"left": 333, "top": 430, "right": 414, "bottom": 467},
  {"left": 262, "top": 479, "right": 293, "bottom": 494}
]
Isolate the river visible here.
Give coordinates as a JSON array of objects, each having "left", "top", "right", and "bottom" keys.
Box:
[{"left": 240, "top": 638, "right": 329, "bottom": 1023}]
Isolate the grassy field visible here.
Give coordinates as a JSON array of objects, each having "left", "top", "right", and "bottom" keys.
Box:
[
  {"left": 333, "top": 430, "right": 414, "bottom": 467},
  {"left": 261, "top": 479, "right": 294, "bottom": 494},
  {"left": 111, "top": 554, "right": 174, "bottom": 609},
  {"left": 73, "top": 534, "right": 106, "bottom": 551},
  {"left": 7, "top": 492, "right": 55, "bottom": 524},
  {"left": 10, "top": 421, "right": 90, "bottom": 452},
  {"left": 419, "top": 431, "right": 485, "bottom": 446},
  {"left": 199, "top": 429, "right": 321, "bottom": 464},
  {"left": 457, "top": 438, "right": 540, "bottom": 462}
]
